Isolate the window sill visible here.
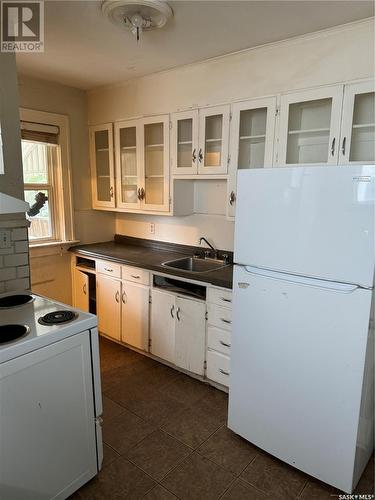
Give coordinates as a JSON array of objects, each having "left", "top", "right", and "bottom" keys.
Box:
[{"left": 29, "top": 240, "right": 80, "bottom": 258}]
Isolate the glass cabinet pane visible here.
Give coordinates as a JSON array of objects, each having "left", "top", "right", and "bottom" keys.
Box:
[
  {"left": 144, "top": 122, "right": 164, "bottom": 206},
  {"left": 119, "top": 126, "right": 138, "bottom": 204},
  {"left": 238, "top": 108, "right": 267, "bottom": 169},
  {"left": 350, "top": 92, "right": 375, "bottom": 161},
  {"left": 286, "top": 98, "right": 332, "bottom": 164},
  {"left": 177, "top": 118, "right": 193, "bottom": 168},
  {"left": 95, "top": 130, "right": 111, "bottom": 201},
  {"left": 204, "top": 114, "right": 223, "bottom": 167}
]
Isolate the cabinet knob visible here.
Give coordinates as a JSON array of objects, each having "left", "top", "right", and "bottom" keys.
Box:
[{"left": 229, "top": 191, "right": 236, "bottom": 206}]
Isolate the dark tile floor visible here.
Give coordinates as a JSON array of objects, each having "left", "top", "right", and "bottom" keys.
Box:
[{"left": 72, "top": 337, "right": 374, "bottom": 499}]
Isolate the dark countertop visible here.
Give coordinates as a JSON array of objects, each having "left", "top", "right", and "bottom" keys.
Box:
[{"left": 70, "top": 236, "right": 233, "bottom": 289}]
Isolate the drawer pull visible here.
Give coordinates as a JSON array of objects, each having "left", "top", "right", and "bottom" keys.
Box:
[
  {"left": 219, "top": 368, "right": 230, "bottom": 376},
  {"left": 219, "top": 340, "right": 231, "bottom": 348},
  {"left": 131, "top": 274, "right": 141, "bottom": 279},
  {"left": 104, "top": 268, "right": 113, "bottom": 272},
  {"left": 221, "top": 297, "right": 232, "bottom": 303},
  {"left": 221, "top": 318, "right": 232, "bottom": 324}
]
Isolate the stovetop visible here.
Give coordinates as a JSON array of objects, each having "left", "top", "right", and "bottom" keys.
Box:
[{"left": 0, "top": 292, "right": 97, "bottom": 363}]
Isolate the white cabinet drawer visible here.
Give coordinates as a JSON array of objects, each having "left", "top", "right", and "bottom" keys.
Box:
[
  {"left": 121, "top": 265, "right": 150, "bottom": 285},
  {"left": 96, "top": 260, "right": 121, "bottom": 278},
  {"left": 207, "top": 304, "right": 232, "bottom": 331},
  {"left": 206, "top": 349, "right": 230, "bottom": 387},
  {"left": 207, "top": 287, "right": 233, "bottom": 308},
  {"left": 207, "top": 326, "right": 231, "bottom": 356}
]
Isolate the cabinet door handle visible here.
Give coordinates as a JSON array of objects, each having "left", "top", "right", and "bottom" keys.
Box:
[
  {"left": 176, "top": 307, "right": 181, "bottom": 321},
  {"left": 219, "top": 368, "right": 230, "bottom": 376},
  {"left": 137, "top": 188, "right": 142, "bottom": 200},
  {"left": 141, "top": 187, "right": 145, "bottom": 200},
  {"left": 170, "top": 305, "right": 175, "bottom": 319},
  {"left": 122, "top": 291, "right": 127, "bottom": 304},
  {"left": 330, "top": 137, "right": 336, "bottom": 156},
  {"left": 110, "top": 186, "right": 114, "bottom": 198},
  {"left": 221, "top": 297, "right": 231, "bottom": 303},
  {"left": 192, "top": 148, "right": 197, "bottom": 163},
  {"left": 104, "top": 267, "right": 113, "bottom": 272},
  {"left": 83, "top": 283, "right": 87, "bottom": 295},
  {"left": 229, "top": 191, "right": 236, "bottom": 206},
  {"left": 198, "top": 148, "right": 203, "bottom": 163},
  {"left": 221, "top": 318, "right": 232, "bottom": 324},
  {"left": 131, "top": 275, "right": 141, "bottom": 279},
  {"left": 115, "top": 291, "right": 120, "bottom": 303},
  {"left": 342, "top": 137, "right": 346, "bottom": 156},
  {"left": 220, "top": 340, "right": 231, "bottom": 348}
]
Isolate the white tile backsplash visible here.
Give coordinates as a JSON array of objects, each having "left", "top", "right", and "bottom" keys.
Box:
[{"left": 0, "top": 222, "right": 30, "bottom": 292}]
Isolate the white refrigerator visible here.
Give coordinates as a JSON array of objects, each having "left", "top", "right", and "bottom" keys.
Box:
[{"left": 228, "top": 165, "right": 375, "bottom": 493}]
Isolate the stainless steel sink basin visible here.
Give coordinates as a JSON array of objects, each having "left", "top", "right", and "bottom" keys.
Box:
[{"left": 162, "top": 256, "right": 229, "bottom": 273}]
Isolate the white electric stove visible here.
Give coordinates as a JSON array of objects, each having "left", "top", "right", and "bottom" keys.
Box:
[{"left": 0, "top": 292, "right": 103, "bottom": 500}]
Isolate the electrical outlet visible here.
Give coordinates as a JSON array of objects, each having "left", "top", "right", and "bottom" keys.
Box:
[
  {"left": 0, "top": 230, "right": 11, "bottom": 249},
  {"left": 150, "top": 223, "right": 155, "bottom": 234}
]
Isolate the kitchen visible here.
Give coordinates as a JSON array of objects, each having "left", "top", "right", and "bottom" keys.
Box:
[{"left": 0, "top": 1, "right": 374, "bottom": 498}]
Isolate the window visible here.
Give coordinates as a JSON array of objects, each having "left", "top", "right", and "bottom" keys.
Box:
[
  {"left": 22, "top": 141, "right": 57, "bottom": 241},
  {"left": 20, "top": 108, "right": 75, "bottom": 245}
]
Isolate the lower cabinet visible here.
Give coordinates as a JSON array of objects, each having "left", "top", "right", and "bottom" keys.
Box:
[
  {"left": 74, "top": 269, "right": 90, "bottom": 312},
  {"left": 150, "top": 289, "right": 206, "bottom": 375},
  {"left": 96, "top": 274, "right": 121, "bottom": 341},
  {"left": 121, "top": 281, "right": 149, "bottom": 351}
]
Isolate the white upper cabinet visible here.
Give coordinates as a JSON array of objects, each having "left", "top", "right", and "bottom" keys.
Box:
[
  {"left": 115, "top": 119, "right": 141, "bottom": 210},
  {"left": 198, "top": 105, "right": 230, "bottom": 175},
  {"left": 141, "top": 115, "right": 170, "bottom": 211},
  {"left": 277, "top": 86, "right": 343, "bottom": 167},
  {"left": 227, "top": 97, "right": 277, "bottom": 217},
  {"left": 113, "top": 115, "right": 170, "bottom": 213},
  {"left": 339, "top": 80, "right": 375, "bottom": 164},
  {"left": 171, "top": 105, "right": 230, "bottom": 176},
  {"left": 89, "top": 123, "right": 115, "bottom": 208},
  {"left": 171, "top": 110, "right": 199, "bottom": 175}
]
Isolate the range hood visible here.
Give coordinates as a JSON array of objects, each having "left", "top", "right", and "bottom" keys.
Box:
[{"left": 0, "top": 192, "right": 29, "bottom": 214}]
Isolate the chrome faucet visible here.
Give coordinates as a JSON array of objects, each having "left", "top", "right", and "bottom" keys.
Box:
[{"left": 199, "top": 237, "right": 218, "bottom": 260}]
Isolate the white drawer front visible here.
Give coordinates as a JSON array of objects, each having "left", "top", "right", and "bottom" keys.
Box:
[
  {"left": 96, "top": 260, "right": 121, "bottom": 278},
  {"left": 207, "top": 287, "right": 233, "bottom": 308},
  {"left": 207, "top": 326, "right": 231, "bottom": 356},
  {"left": 121, "top": 265, "right": 150, "bottom": 286},
  {"left": 207, "top": 304, "right": 232, "bottom": 331},
  {"left": 206, "top": 349, "right": 230, "bottom": 387}
]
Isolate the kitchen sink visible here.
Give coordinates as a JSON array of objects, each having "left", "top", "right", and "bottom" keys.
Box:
[{"left": 162, "top": 256, "right": 229, "bottom": 273}]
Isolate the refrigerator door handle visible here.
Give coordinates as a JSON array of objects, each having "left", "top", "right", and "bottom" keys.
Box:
[{"left": 241, "top": 266, "right": 360, "bottom": 293}]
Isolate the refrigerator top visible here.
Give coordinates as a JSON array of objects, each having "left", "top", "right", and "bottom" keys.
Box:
[{"left": 234, "top": 165, "right": 375, "bottom": 289}]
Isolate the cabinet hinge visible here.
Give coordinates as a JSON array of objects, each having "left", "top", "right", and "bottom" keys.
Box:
[
  {"left": 227, "top": 154, "right": 231, "bottom": 166},
  {"left": 205, "top": 311, "right": 208, "bottom": 321},
  {"left": 229, "top": 112, "right": 233, "bottom": 121},
  {"left": 148, "top": 338, "right": 152, "bottom": 348},
  {"left": 275, "top": 107, "right": 280, "bottom": 116},
  {"left": 169, "top": 196, "right": 172, "bottom": 206},
  {"left": 204, "top": 360, "right": 207, "bottom": 370},
  {"left": 169, "top": 121, "right": 173, "bottom": 130}
]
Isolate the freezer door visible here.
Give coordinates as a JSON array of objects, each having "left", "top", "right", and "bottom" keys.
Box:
[
  {"left": 228, "top": 265, "right": 373, "bottom": 493},
  {"left": 234, "top": 165, "right": 375, "bottom": 288}
]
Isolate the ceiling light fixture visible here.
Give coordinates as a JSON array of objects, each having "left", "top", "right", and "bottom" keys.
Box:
[{"left": 102, "top": 0, "right": 173, "bottom": 42}]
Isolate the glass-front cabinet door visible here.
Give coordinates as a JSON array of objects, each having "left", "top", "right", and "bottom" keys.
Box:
[
  {"left": 227, "top": 97, "right": 277, "bottom": 217},
  {"left": 115, "top": 120, "right": 141, "bottom": 210},
  {"left": 198, "top": 105, "right": 230, "bottom": 175},
  {"left": 90, "top": 124, "right": 115, "bottom": 208},
  {"left": 339, "top": 81, "right": 375, "bottom": 164},
  {"left": 171, "top": 110, "right": 199, "bottom": 175},
  {"left": 141, "top": 115, "right": 170, "bottom": 212},
  {"left": 278, "top": 86, "right": 343, "bottom": 167}
]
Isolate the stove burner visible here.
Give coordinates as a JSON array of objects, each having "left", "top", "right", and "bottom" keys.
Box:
[
  {"left": 0, "top": 294, "right": 33, "bottom": 308},
  {"left": 0, "top": 324, "right": 30, "bottom": 344},
  {"left": 38, "top": 310, "right": 78, "bottom": 326}
]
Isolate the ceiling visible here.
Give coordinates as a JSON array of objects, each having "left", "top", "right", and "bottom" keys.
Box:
[{"left": 16, "top": 1, "right": 374, "bottom": 90}]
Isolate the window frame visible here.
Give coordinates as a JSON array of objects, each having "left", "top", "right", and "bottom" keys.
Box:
[{"left": 20, "top": 108, "right": 75, "bottom": 246}]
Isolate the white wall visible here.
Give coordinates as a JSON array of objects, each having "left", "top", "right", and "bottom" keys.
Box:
[
  {"left": 88, "top": 19, "right": 375, "bottom": 251},
  {"left": 17, "top": 75, "right": 116, "bottom": 302}
]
